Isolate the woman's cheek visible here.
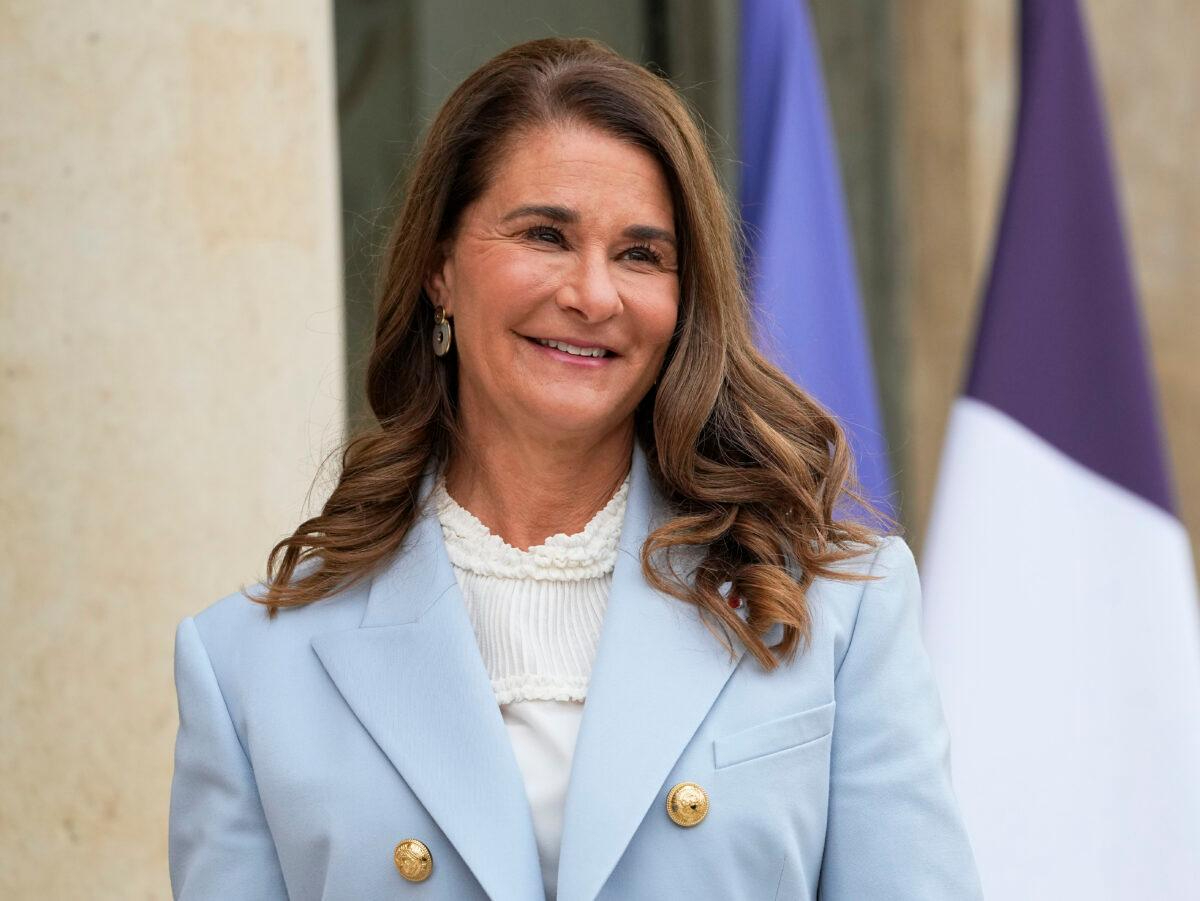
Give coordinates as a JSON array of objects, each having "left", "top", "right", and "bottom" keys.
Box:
[
  {"left": 645, "top": 286, "right": 680, "bottom": 347},
  {"left": 506, "top": 245, "right": 565, "bottom": 284}
]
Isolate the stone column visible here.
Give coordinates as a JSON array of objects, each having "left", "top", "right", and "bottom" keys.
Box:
[
  {"left": 0, "top": 2, "right": 345, "bottom": 897},
  {"left": 898, "top": 0, "right": 1016, "bottom": 553}
]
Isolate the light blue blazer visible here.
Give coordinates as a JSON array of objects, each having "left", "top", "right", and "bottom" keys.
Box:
[{"left": 169, "top": 441, "right": 983, "bottom": 900}]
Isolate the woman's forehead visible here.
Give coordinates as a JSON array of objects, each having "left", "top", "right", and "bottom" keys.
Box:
[{"left": 478, "top": 124, "right": 674, "bottom": 222}]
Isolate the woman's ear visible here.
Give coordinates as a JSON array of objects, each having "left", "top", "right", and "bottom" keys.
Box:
[{"left": 424, "top": 245, "right": 453, "bottom": 316}]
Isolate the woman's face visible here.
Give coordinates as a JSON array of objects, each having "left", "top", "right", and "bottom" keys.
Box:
[{"left": 426, "top": 122, "right": 680, "bottom": 447}]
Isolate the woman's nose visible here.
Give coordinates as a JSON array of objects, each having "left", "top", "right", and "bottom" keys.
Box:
[{"left": 555, "top": 252, "right": 622, "bottom": 322}]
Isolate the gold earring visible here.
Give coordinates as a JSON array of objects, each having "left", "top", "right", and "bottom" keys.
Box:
[{"left": 432, "top": 305, "right": 452, "bottom": 357}]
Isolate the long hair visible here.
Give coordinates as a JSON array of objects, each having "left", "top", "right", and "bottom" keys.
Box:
[{"left": 253, "top": 36, "right": 896, "bottom": 671}]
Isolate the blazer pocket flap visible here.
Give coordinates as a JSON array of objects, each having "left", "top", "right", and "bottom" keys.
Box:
[{"left": 713, "top": 700, "right": 836, "bottom": 769}]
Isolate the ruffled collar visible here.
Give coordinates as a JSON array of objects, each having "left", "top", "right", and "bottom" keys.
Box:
[{"left": 431, "top": 469, "right": 630, "bottom": 580}]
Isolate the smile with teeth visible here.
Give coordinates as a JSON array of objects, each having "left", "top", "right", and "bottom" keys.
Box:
[{"left": 535, "top": 338, "right": 610, "bottom": 358}]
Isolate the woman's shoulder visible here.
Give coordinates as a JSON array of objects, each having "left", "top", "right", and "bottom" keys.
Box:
[
  {"left": 807, "top": 533, "right": 914, "bottom": 586},
  {"left": 801, "top": 534, "right": 918, "bottom": 633},
  {"left": 857, "top": 534, "right": 919, "bottom": 598},
  {"left": 171, "top": 577, "right": 373, "bottom": 764},
  {"left": 839, "top": 533, "right": 915, "bottom": 578},
  {"left": 183, "top": 573, "right": 370, "bottom": 678}
]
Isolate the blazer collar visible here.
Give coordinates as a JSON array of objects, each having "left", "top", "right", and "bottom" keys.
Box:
[{"left": 313, "top": 441, "right": 750, "bottom": 901}]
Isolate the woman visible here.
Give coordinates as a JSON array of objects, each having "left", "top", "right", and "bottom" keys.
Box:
[{"left": 169, "top": 36, "right": 982, "bottom": 901}]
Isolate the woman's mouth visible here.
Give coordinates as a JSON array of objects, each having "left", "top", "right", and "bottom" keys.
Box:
[{"left": 523, "top": 335, "right": 617, "bottom": 366}]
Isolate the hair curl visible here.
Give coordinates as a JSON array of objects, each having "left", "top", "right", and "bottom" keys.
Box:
[{"left": 253, "top": 36, "right": 897, "bottom": 671}]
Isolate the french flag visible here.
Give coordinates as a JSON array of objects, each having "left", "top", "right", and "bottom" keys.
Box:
[{"left": 920, "top": 1, "right": 1200, "bottom": 897}]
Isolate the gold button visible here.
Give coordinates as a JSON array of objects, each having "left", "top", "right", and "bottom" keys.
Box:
[
  {"left": 665, "top": 781, "right": 709, "bottom": 827},
  {"left": 394, "top": 838, "right": 433, "bottom": 882}
]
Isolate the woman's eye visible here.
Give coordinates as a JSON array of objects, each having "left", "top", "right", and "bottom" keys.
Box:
[
  {"left": 624, "top": 243, "right": 662, "bottom": 264},
  {"left": 526, "top": 224, "right": 565, "bottom": 245},
  {"left": 523, "top": 225, "right": 663, "bottom": 266}
]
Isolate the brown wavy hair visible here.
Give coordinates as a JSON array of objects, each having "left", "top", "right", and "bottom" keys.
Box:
[{"left": 253, "top": 36, "right": 897, "bottom": 671}]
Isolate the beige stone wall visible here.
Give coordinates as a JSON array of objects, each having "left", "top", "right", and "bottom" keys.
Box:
[
  {"left": 899, "top": 0, "right": 1015, "bottom": 553},
  {"left": 900, "top": 0, "right": 1199, "bottom": 567},
  {"left": 0, "top": 2, "right": 345, "bottom": 898}
]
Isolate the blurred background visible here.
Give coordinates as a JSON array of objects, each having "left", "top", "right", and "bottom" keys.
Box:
[{"left": 2, "top": 0, "right": 1196, "bottom": 897}]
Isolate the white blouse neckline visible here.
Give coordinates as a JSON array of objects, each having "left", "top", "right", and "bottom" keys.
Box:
[{"left": 430, "top": 469, "right": 631, "bottom": 580}]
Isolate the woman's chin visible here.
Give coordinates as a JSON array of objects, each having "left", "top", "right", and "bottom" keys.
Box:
[{"left": 517, "top": 397, "right": 629, "bottom": 439}]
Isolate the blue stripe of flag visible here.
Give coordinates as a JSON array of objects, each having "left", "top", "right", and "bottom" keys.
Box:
[{"left": 738, "top": 0, "right": 896, "bottom": 517}]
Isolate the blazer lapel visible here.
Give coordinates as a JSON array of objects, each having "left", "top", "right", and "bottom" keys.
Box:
[
  {"left": 555, "top": 442, "right": 751, "bottom": 901},
  {"left": 311, "top": 466, "right": 544, "bottom": 901}
]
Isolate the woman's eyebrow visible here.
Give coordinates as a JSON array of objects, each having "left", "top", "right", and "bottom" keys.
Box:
[
  {"left": 500, "top": 204, "right": 676, "bottom": 247},
  {"left": 501, "top": 203, "right": 577, "bottom": 224},
  {"left": 622, "top": 224, "right": 676, "bottom": 247}
]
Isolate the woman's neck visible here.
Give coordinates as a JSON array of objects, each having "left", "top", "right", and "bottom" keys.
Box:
[{"left": 442, "top": 424, "right": 634, "bottom": 552}]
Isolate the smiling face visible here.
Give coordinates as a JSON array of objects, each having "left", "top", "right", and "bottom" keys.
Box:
[{"left": 425, "top": 122, "right": 680, "bottom": 448}]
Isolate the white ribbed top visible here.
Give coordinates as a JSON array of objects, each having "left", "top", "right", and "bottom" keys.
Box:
[{"left": 430, "top": 469, "right": 631, "bottom": 705}]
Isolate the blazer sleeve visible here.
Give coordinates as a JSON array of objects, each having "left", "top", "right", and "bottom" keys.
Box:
[
  {"left": 817, "top": 536, "right": 984, "bottom": 900},
  {"left": 168, "top": 616, "right": 289, "bottom": 900}
]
